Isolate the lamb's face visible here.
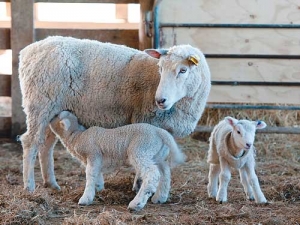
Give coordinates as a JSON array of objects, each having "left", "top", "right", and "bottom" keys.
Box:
[
  {"left": 144, "top": 46, "right": 201, "bottom": 110},
  {"left": 225, "top": 117, "right": 267, "bottom": 152}
]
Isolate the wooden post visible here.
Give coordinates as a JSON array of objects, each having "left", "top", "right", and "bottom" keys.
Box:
[
  {"left": 139, "top": 0, "right": 154, "bottom": 50},
  {"left": 11, "top": 0, "right": 35, "bottom": 138}
]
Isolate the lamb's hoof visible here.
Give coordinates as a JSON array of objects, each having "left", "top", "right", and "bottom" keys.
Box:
[
  {"left": 24, "top": 186, "right": 35, "bottom": 193},
  {"left": 43, "top": 182, "right": 61, "bottom": 191},
  {"left": 128, "top": 202, "right": 144, "bottom": 212},
  {"left": 248, "top": 197, "right": 255, "bottom": 201},
  {"left": 151, "top": 195, "right": 168, "bottom": 204},
  {"left": 78, "top": 196, "right": 93, "bottom": 206},
  {"left": 219, "top": 201, "right": 223, "bottom": 204}
]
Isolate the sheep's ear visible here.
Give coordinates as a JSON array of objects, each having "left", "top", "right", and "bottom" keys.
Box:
[
  {"left": 254, "top": 120, "right": 267, "bottom": 130},
  {"left": 144, "top": 49, "right": 168, "bottom": 59},
  {"left": 188, "top": 55, "right": 200, "bottom": 66},
  {"left": 225, "top": 116, "right": 238, "bottom": 127},
  {"left": 59, "top": 118, "right": 71, "bottom": 131}
]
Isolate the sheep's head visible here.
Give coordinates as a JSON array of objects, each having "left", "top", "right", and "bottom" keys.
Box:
[
  {"left": 225, "top": 116, "right": 266, "bottom": 155},
  {"left": 50, "top": 111, "right": 81, "bottom": 136},
  {"left": 145, "top": 45, "right": 205, "bottom": 110}
]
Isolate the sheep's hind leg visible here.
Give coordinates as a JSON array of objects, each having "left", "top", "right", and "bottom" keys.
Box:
[
  {"left": 128, "top": 165, "right": 160, "bottom": 211},
  {"left": 21, "top": 132, "right": 39, "bottom": 192},
  {"left": 151, "top": 161, "right": 170, "bottom": 204},
  {"left": 38, "top": 126, "right": 60, "bottom": 190},
  {"left": 207, "top": 164, "right": 220, "bottom": 198}
]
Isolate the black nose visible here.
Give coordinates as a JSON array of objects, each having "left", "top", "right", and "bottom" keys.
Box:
[
  {"left": 156, "top": 98, "right": 166, "bottom": 105},
  {"left": 246, "top": 143, "right": 252, "bottom": 148}
]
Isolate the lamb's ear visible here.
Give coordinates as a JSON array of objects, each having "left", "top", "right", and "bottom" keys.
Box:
[
  {"left": 144, "top": 49, "right": 168, "bottom": 59},
  {"left": 188, "top": 55, "right": 200, "bottom": 66},
  {"left": 225, "top": 116, "right": 238, "bottom": 127},
  {"left": 254, "top": 120, "right": 267, "bottom": 130},
  {"left": 59, "top": 118, "right": 71, "bottom": 131}
]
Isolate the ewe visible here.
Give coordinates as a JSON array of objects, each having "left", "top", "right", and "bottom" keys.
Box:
[
  {"left": 207, "top": 117, "right": 267, "bottom": 203},
  {"left": 50, "top": 111, "right": 186, "bottom": 211},
  {"left": 19, "top": 36, "right": 211, "bottom": 192}
]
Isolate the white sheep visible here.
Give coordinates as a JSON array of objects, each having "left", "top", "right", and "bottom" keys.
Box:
[
  {"left": 19, "top": 36, "right": 211, "bottom": 192},
  {"left": 49, "top": 111, "right": 186, "bottom": 211},
  {"left": 207, "top": 116, "right": 267, "bottom": 203}
]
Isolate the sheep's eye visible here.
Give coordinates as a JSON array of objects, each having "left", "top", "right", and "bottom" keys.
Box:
[
  {"left": 179, "top": 68, "right": 187, "bottom": 74},
  {"left": 237, "top": 130, "right": 241, "bottom": 135}
]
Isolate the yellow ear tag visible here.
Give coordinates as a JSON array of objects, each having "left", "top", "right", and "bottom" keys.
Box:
[{"left": 188, "top": 55, "right": 200, "bottom": 66}]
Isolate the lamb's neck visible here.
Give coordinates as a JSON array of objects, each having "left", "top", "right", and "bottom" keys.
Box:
[
  {"left": 227, "top": 132, "right": 244, "bottom": 158},
  {"left": 60, "top": 130, "right": 82, "bottom": 153}
]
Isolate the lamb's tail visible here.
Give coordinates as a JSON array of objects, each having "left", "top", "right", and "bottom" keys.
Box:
[{"left": 161, "top": 131, "right": 186, "bottom": 168}]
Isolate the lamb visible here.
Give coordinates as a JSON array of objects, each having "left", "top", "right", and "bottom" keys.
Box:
[
  {"left": 207, "top": 116, "right": 267, "bottom": 204},
  {"left": 49, "top": 111, "right": 186, "bottom": 211},
  {"left": 19, "top": 36, "right": 211, "bottom": 192}
]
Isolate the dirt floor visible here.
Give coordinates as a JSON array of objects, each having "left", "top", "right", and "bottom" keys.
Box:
[{"left": 0, "top": 132, "right": 299, "bottom": 225}]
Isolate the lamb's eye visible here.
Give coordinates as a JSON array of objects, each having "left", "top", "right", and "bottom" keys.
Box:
[
  {"left": 179, "top": 68, "right": 187, "bottom": 74},
  {"left": 237, "top": 130, "right": 241, "bottom": 135}
]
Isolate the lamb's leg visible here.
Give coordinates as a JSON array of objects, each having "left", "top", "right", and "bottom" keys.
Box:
[
  {"left": 38, "top": 126, "right": 60, "bottom": 190},
  {"left": 239, "top": 167, "right": 254, "bottom": 201},
  {"left": 132, "top": 173, "right": 142, "bottom": 193},
  {"left": 207, "top": 163, "right": 220, "bottom": 198},
  {"left": 151, "top": 161, "right": 170, "bottom": 204},
  {"left": 128, "top": 165, "right": 160, "bottom": 211},
  {"left": 244, "top": 162, "right": 267, "bottom": 203},
  {"left": 95, "top": 172, "right": 104, "bottom": 192},
  {"left": 216, "top": 160, "right": 231, "bottom": 203},
  {"left": 79, "top": 157, "right": 101, "bottom": 205}
]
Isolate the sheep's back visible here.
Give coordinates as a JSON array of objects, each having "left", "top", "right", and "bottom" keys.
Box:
[{"left": 19, "top": 36, "right": 159, "bottom": 128}]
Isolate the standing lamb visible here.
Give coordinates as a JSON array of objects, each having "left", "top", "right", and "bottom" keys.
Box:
[
  {"left": 19, "top": 36, "right": 211, "bottom": 192},
  {"left": 49, "top": 111, "right": 186, "bottom": 211},
  {"left": 207, "top": 116, "right": 267, "bottom": 203}
]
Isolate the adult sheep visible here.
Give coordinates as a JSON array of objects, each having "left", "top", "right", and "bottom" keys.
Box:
[{"left": 19, "top": 36, "right": 211, "bottom": 192}]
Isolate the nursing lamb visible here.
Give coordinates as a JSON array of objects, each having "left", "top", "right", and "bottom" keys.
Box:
[
  {"left": 207, "top": 117, "right": 267, "bottom": 203},
  {"left": 19, "top": 36, "right": 211, "bottom": 192},
  {"left": 49, "top": 111, "right": 185, "bottom": 211}
]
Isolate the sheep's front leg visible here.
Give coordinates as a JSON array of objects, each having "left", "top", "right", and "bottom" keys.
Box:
[
  {"left": 151, "top": 161, "right": 170, "bottom": 204},
  {"left": 79, "top": 158, "right": 101, "bottom": 205},
  {"left": 207, "top": 163, "right": 221, "bottom": 198},
  {"left": 38, "top": 127, "right": 60, "bottom": 191},
  {"left": 128, "top": 165, "right": 160, "bottom": 211},
  {"left": 239, "top": 167, "right": 254, "bottom": 201},
  {"left": 244, "top": 161, "right": 267, "bottom": 203},
  {"left": 216, "top": 159, "right": 231, "bottom": 203}
]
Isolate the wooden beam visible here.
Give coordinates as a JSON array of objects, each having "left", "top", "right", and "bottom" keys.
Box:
[
  {"left": 36, "top": 29, "right": 139, "bottom": 49},
  {"left": 11, "top": 0, "right": 34, "bottom": 137},
  {"left": 139, "top": 0, "right": 154, "bottom": 50},
  {"left": 0, "top": 117, "right": 11, "bottom": 138},
  {"left": 161, "top": 27, "right": 300, "bottom": 55},
  {"left": 207, "top": 58, "right": 300, "bottom": 82},
  {"left": 208, "top": 86, "right": 300, "bottom": 105},
  {"left": 35, "top": 0, "right": 139, "bottom": 3},
  {"left": 0, "top": 75, "right": 11, "bottom": 97},
  {"left": 0, "top": 28, "right": 10, "bottom": 49},
  {"left": 158, "top": 0, "right": 300, "bottom": 24}
]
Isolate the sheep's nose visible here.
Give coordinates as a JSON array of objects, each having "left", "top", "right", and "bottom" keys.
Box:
[
  {"left": 156, "top": 98, "right": 166, "bottom": 105},
  {"left": 246, "top": 143, "right": 252, "bottom": 148}
]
